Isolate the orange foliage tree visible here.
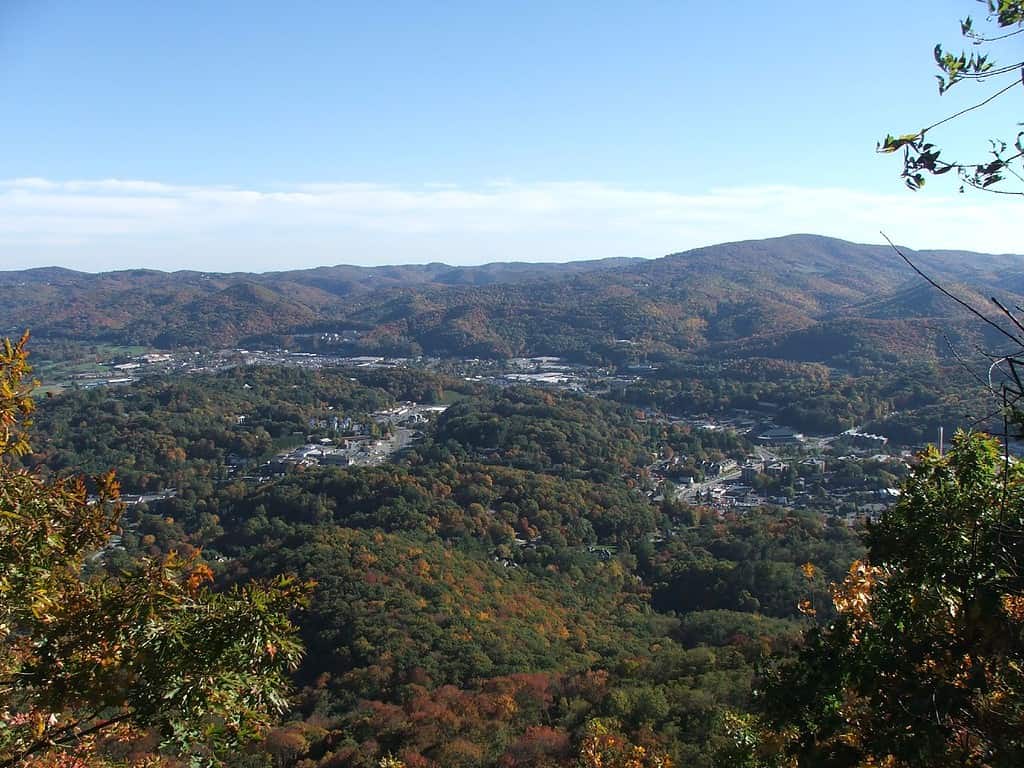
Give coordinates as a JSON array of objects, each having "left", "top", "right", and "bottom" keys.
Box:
[
  {"left": 0, "top": 333, "right": 309, "bottom": 768},
  {"left": 725, "top": 431, "right": 1024, "bottom": 767}
]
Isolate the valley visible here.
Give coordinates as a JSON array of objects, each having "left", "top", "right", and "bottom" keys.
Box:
[{"left": 7, "top": 233, "right": 1023, "bottom": 768}]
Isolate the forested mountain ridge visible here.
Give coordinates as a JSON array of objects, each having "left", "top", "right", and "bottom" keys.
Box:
[{"left": 3, "top": 234, "right": 1022, "bottom": 363}]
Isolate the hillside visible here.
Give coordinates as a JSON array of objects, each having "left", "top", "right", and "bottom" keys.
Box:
[{"left": 5, "top": 234, "right": 1023, "bottom": 365}]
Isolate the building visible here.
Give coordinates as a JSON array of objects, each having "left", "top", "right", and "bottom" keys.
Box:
[
  {"left": 799, "top": 457, "right": 826, "bottom": 476},
  {"left": 741, "top": 461, "right": 764, "bottom": 483},
  {"left": 319, "top": 452, "right": 351, "bottom": 467},
  {"left": 756, "top": 426, "right": 805, "bottom": 444}
]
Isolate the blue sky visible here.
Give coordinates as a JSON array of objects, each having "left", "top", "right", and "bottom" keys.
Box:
[{"left": 1, "top": 0, "right": 1020, "bottom": 271}]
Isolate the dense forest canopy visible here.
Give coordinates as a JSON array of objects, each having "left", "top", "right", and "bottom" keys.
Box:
[{"left": 5, "top": 329, "right": 878, "bottom": 767}]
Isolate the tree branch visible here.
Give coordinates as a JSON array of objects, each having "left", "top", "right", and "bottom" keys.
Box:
[
  {"left": 922, "top": 76, "right": 1022, "bottom": 134},
  {"left": 881, "top": 232, "right": 1024, "bottom": 347},
  {"left": 0, "top": 713, "right": 131, "bottom": 768}
]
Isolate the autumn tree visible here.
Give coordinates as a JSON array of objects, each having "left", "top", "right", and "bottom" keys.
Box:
[
  {"left": 0, "top": 333, "right": 309, "bottom": 768},
  {"left": 730, "top": 431, "right": 1024, "bottom": 767},
  {"left": 576, "top": 720, "right": 673, "bottom": 768}
]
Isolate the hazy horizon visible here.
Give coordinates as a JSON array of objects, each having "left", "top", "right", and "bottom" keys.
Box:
[
  {"left": 4, "top": 1, "right": 1018, "bottom": 271},
  {"left": 3, "top": 229, "right": 1021, "bottom": 276}
]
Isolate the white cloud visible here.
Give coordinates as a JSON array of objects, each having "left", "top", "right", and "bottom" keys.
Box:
[{"left": 0, "top": 177, "right": 1020, "bottom": 272}]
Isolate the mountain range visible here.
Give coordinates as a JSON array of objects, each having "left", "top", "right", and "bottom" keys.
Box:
[{"left": 3, "top": 234, "right": 1021, "bottom": 365}]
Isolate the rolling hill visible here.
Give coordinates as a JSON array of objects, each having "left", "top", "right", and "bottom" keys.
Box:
[{"left": 4, "top": 234, "right": 1023, "bottom": 365}]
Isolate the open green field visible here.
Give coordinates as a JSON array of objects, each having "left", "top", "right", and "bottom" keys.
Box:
[{"left": 29, "top": 343, "right": 154, "bottom": 386}]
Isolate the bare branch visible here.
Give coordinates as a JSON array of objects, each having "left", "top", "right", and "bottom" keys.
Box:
[
  {"left": 922, "top": 76, "right": 1022, "bottom": 134},
  {"left": 880, "top": 232, "right": 1024, "bottom": 347}
]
